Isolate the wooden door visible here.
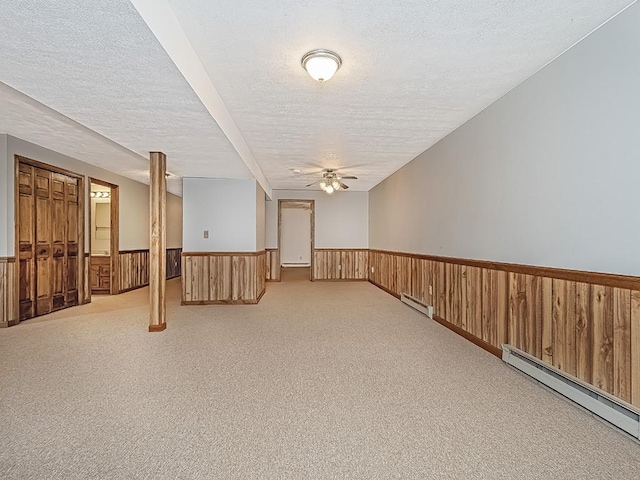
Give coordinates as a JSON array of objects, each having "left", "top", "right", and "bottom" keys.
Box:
[
  {"left": 65, "top": 175, "right": 79, "bottom": 306},
  {"left": 17, "top": 164, "right": 35, "bottom": 320},
  {"left": 17, "top": 160, "right": 81, "bottom": 320},
  {"left": 34, "top": 167, "right": 53, "bottom": 315},
  {"left": 51, "top": 173, "right": 66, "bottom": 310}
]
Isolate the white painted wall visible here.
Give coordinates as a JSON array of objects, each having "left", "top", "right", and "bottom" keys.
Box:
[
  {"left": 1, "top": 135, "right": 183, "bottom": 254},
  {"left": 266, "top": 190, "right": 369, "bottom": 249},
  {"left": 256, "top": 183, "right": 265, "bottom": 251},
  {"left": 369, "top": 4, "right": 640, "bottom": 276},
  {"left": 281, "top": 207, "right": 311, "bottom": 265},
  {"left": 0, "top": 134, "right": 9, "bottom": 256},
  {"left": 183, "top": 177, "right": 258, "bottom": 252},
  {"left": 166, "top": 190, "right": 183, "bottom": 249}
]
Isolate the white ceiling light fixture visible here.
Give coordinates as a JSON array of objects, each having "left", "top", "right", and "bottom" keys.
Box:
[
  {"left": 90, "top": 191, "right": 111, "bottom": 198},
  {"left": 301, "top": 49, "right": 342, "bottom": 82}
]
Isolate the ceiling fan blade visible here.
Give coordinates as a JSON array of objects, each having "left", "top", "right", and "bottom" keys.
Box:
[
  {"left": 338, "top": 181, "right": 349, "bottom": 190},
  {"left": 305, "top": 181, "right": 319, "bottom": 187},
  {"left": 339, "top": 175, "right": 358, "bottom": 180}
]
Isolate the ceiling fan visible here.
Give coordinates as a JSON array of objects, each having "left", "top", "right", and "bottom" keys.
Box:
[{"left": 305, "top": 169, "right": 358, "bottom": 193}]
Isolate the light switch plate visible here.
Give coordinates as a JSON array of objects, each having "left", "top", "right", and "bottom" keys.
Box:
[{"left": 204, "top": 230, "right": 209, "bottom": 239}]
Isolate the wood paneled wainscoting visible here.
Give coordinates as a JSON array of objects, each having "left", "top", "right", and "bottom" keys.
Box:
[
  {"left": 368, "top": 249, "right": 640, "bottom": 409},
  {"left": 313, "top": 249, "right": 369, "bottom": 281},
  {"left": 119, "top": 248, "right": 182, "bottom": 293},
  {"left": 119, "top": 249, "right": 149, "bottom": 293},
  {"left": 167, "top": 248, "right": 182, "bottom": 280},
  {"left": 182, "top": 251, "right": 266, "bottom": 304},
  {"left": 0, "top": 258, "right": 18, "bottom": 327},
  {"left": 265, "top": 248, "right": 280, "bottom": 281}
]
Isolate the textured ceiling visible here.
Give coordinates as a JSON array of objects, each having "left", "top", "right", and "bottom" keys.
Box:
[
  {"left": 0, "top": 0, "right": 252, "bottom": 194},
  {"left": 0, "top": 82, "right": 189, "bottom": 194},
  {"left": 0, "top": 1, "right": 635, "bottom": 194},
  {"left": 167, "top": 0, "right": 634, "bottom": 191}
]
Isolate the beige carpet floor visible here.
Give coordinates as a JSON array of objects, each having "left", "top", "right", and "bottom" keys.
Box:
[{"left": 1, "top": 279, "right": 639, "bottom": 479}]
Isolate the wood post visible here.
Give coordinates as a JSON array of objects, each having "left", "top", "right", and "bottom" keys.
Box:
[{"left": 149, "top": 152, "right": 167, "bottom": 332}]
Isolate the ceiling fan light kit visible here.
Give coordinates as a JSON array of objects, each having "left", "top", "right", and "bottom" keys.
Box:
[
  {"left": 301, "top": 49, "right": 342, "bottom": 82},
  {"left": 309, "top": 169, "right": 357, "bottom": 194}
]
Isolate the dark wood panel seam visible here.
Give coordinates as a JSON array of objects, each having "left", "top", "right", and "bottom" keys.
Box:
[
  {"left": 181, "top": 299, "right": 260, "bottom": 305},
  {"left": 431, "top": 315, "right": 503, "bottom": 359},
  {"left": 369, "top": 249, "right": 640, "bottom": 290},
  {"left": 313, "top": 278, "right": 369, "bottom": 282},
  {"left": 182, "top": 251, "right": 266, "bottom": 257},
  {"left": 368, "top": 279, "right": 401, "bottom": 299},
  {"left": 314, "top": 248, "right": 369, "bottom": 252}
]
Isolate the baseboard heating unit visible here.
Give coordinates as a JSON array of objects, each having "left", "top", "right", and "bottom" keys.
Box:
[
  {"left": 502, "top": 345, "right": 640, "bottom": 439},
  {"left": 400, "top": 293, "right": 434, "bottom": 319}
]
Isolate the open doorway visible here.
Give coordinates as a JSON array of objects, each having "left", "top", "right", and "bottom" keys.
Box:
[
  {"left": 89, "top": 179, "right": 119, "bottom": 295},
  {"left": 278, "top": 200, "right": 314, "bottom": 281}
]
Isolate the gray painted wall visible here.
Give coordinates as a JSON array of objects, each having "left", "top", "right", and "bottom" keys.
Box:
[
  {"left": 0, "top": 135, "right": 183, "bottom": 255},
  {"left": 0, "top": 135, "right": 8, "bottom": 256},
  {"left": 182, "top": 177, "right": 259, "bottom": 252},
  {"left": 266, "top": 190, "right": 369, "bottom": 249},
  {"left": 369, "top": 4, "right": 640, "bottom": 276}
]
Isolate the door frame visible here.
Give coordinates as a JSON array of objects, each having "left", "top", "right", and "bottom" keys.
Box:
[
  {"left": 14, "top": 155, "right": 87, "bottom": 322},
  {"left": 89, "top": 178, "right": 120, "bottom": 295},
  {"left": 278, "top": 199, "right": 315, "bottom": 281}
]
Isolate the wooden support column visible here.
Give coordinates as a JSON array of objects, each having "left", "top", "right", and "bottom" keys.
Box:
[{"left": 149, "top": 152, "right": 167, "bottom": 332}]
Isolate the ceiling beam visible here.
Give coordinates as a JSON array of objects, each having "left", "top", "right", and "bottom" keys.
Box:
[{"left": 129, "top": 0, "right": 273, "bottom": 198}]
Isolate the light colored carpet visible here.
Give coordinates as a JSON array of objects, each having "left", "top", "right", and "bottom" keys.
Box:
[
  {"left": 281, "top": 266, "right": 311, "bottom": 282},
  {"left": 0, "top": 278, "right": 638, "bottom": 479}
]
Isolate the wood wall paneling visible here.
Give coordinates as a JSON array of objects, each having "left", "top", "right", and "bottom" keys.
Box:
[
  {"left": 167, "top": 248, "right": 182, "bottom": 279},
  {"left": 367, "top": 249, "right": 640, "bottom": 409},
  {"left": 591, "top": 285, "right": 614, "bottom": 393},
  {"left": 631, "top": 291, "right": 640, "bottom": 407},
  {"left": 182, "top": 252, "right": 266, "bottom": 304},
  {"left": 0, "top": 259, "right": 18, "bottom": 327},
  {"left": 265, "top": 249, "right": 280, "bottom": 281},
  {"left": 613, "top": 288, "right": 631, "bottom": 403},
  {"left": 312, "top": 249, "right": 369, "bottom": 281}
]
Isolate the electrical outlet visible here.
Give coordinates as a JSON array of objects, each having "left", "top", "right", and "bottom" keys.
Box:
[
  {"left": 429, "top": 285, "right": 433, "bottom": 295},
  {"left": 204, "top": 230, "right": 209, "bottom": 239},
  {"left": 371, "top": 266, "right": 375, "bottom": 273},
  {"left": 338, "top": 264, "right": 341, "bottom": 270}
]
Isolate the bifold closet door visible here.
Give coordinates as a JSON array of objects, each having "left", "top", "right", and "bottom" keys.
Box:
[
  {"left": 17, "top": 163, "right": 35, "bottom": 320},
  {"left": 18, "top": 162, "right": 81, "bottom": 320},
  {"left": 51, "top": 172, "right": 67, "bottom": 310},
  {"left": 34, "top": 167, "right": 53, "bottom": 315},
  {"left": 64, "top": 175, "right": 79, "bottom": 307}
]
